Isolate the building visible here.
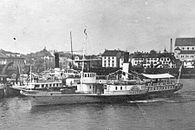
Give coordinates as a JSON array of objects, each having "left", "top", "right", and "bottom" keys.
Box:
[
  {"left": 174, "top": 38, "right": 195, "bottom": 68},
  {"left": 131, "top": 51, "right": 176, "bottom": 68},
  {"left": 58, "top": 52, "right": 72, "bottom": 69},
  {"left": 25, "top": 48, "right": 54, "bottom": 72},
  {"left": 101, "top": 49, "right": 129, "bottom": 68},
  {"left": 0, "top": 49, "right": 25, "bottom": 68},
  {"left": 74, "top": 55, "right": 102, "bottom": 70}
]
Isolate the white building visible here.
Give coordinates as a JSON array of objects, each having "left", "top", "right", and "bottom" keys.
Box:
[
  {"left": 131, "top": 52, "right": 176, "bottom": 68},
  {"left": 101, "top": 50, "right": 129, "bottom": 68},
  {"left": 174, "top": 38, "right": 195, "bottom": 68}
]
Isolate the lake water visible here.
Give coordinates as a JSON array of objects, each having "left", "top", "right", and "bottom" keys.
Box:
[{"left": 0, "top": 79, "right": 195, "bottom": 130}]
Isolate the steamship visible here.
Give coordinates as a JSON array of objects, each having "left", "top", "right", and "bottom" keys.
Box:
[{"left": 20, "top": 62, "right": 183, "bottom": 106}]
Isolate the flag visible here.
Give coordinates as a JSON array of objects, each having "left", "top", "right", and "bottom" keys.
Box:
[{"left": 84, "top": 28, "right": 87, "bottom": 36}]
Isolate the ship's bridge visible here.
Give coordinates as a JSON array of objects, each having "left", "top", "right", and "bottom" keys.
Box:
[{"left": 82, "top": 72, "right": 96, "bottom": 84}]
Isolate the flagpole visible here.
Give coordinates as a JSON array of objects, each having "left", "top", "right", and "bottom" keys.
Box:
[
  {"left": 80, "top": 27, "right": 88, "bottom": 92},
  {"left": 177, "top": 65, "right": 182, "bottom": 83}
]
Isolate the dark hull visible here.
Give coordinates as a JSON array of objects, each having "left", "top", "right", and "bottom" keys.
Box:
[
  {"left": 146, "top": 89, "right": 180, "bottom": 99},
  {"left": 22, "top": 88, "right": 181, "bottom": 106},
  {"left": 4, "top": 86, "right": 23, "bottom": 97},
  {"left": 0, "top": 88, "right": 4, "bottom": 98}
]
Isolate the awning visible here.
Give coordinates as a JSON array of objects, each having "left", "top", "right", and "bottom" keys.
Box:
[{"left": 142, "top": 73, "right": 174, "bottom": 79}]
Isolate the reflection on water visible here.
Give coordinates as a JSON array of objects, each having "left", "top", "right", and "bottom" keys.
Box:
[{"left": 0, "top": 79, "right": 195, "bottom": 130}]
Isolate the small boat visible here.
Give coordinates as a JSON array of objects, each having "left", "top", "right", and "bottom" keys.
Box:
[
  {"left": 9, "top": 68, "right": 66, "bottom": 96},
  {"left": 0, "top": 84, "right": 5, "bottom": 98},
  {"left": 0, "top": 75, "right": 9, "bottom": 98}
]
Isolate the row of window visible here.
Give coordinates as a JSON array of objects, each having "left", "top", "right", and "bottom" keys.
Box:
[
  {"left": 181, "top": 47, "right": 195, "bottom": 50},
  {"left": 149, "top": 85, "right": 174, "bottom": 91},
  {"left": 103, "top": 57, "right": 115, "bottom": 60},
  {"left": 134, "top": 61, "right": 171, "bottom": 65},
  {"left": 83, "top": 73, "right": 96, "bottom": 78},
  {"left": 180, "top": 55, "right": 194, "bottom": 58},
  {"left": 34, "top": 83, "right": 61, "bottom": 88},
  {"left": 103, "top": 63, "right": 115, "bottom": 67},
  {"left": 134, "top": 58, "right": 170, "bottom": 61}
]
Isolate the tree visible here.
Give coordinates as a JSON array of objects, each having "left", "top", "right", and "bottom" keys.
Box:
[{"left": 150, "top": 50, "right": 157, "bottom": 55}]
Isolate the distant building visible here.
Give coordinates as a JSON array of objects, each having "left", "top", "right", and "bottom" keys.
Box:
[
  {"left": 58, "top": 52, "right": 72, "bottom": 69},
  {"left": 174, "top": 38, "right": 195, "bottom": 68},
  {"left": 0, "top": 49, "right": 25, "bottom": 68},
  {"left": 131, "top": 51, "right": 176, "bottom": 68},
  {"left": 74, "top": 55, "right": 102, "bottom": 70},
  {"left": 25, "top": 48, "right": 54, "bottom": 72},
  {"left": 101, "top": 49, "right": 129, "bottom": 68}
]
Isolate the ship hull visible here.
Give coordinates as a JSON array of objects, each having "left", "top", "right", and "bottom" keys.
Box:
[
  {"left": 30, "top": 95, "right": 148, "bottom": 106},
  {"left": 21, "top": 90, "right": 180, "bottom": 106},
  {"left": 21, "top": 90, "right": 148, "bottom": 106},
  {"left": 0, "top": 88, "right": 4, "bottom": 98},
  {"left": 146, "top": 83, "right": 183, "bottom": 98},
  {"left": 21, "top": 83, "right": 183, "bottom": 106}
]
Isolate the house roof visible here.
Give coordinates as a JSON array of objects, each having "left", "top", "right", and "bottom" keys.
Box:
[
  {"left": 179, "top": 50, "right": 195, "bottom": 54},
  {"left": 175, "top": 38, "right": 195, "bottom": 46},
  {"left": 102, "top": 50, "right": 125, "bottom": 57},
  {"left": 174, "top": 47, "right": 181, "bottom": 51},
  {"left": 0, "top": 52, "right": 6, "bottom": 58},
  {"left": 0, "top": 49, "right": 24, "bottom": 59}
]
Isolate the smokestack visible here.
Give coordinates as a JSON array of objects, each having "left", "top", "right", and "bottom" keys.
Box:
[
  {"left": 124, "top": 52, "right": 129, "bottom": 63},
  {"left": 170, "top": 38, "right": 173, "bottom": 53},
  {"left": 54, "top": 52, "right": 59, "bottom": 68}
]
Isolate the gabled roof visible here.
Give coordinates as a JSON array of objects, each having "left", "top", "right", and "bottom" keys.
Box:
[
  {"left": 0, "top": 49, "right": 24, "bottom": 58},
  {"left": 102, "top": 50, "right": 125, "bottom": 57},
  {"left": 132, "top": 52, "right": 175, "bottom": 60},
  {"left": 0, "top": 52, "right": 6, "bottom": 58},
  {"left": 174, "top": 47, "right": 181, "bottom": 51},
  {"left": 175, "top": 38, "right": 195, "bottom": 46}
]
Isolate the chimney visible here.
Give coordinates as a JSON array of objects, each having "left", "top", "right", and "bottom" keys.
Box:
[
  {"left": 170, "top": 38, "right": 173, "bottom": 53},
  {"left": 124, "top": 52, "right": 129, "bottom": 63},
  {"left": 54, "top": 52, "right": 59, "bottom": 68}
]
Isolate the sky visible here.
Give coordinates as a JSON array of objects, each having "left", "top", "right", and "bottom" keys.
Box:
[{"left": 1, "top": 0, "right": 195, "bottom": 55}]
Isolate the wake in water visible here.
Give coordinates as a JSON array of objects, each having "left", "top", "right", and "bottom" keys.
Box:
[
  {"left": 128, "top": 98, "right": 176, "bottom": 104},
  {"left": 128, "top": 91, "right": 195, "bottom": 104}
]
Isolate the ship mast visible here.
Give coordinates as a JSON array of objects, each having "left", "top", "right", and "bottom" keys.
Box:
[
  {"left": 80, "top": 28, "right": 88, "bottom": 91},
  {"left": 177, "top": 65, "right": 182, "bottom": 83},
  {"left": 70, "top": 31, "right": 74, "bottom": 69}
]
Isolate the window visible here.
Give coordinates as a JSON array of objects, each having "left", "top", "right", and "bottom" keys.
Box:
[
  {"left": 115, "top": 87, "right": 117, "bottom": 90},
  {"left": 35, "top": 85, "right": 39, "bottom": 88},
  {"left": 187, "top": 47, "right": 189, "bottom": 50},
  {"left": 120, "top": 86, "right": 122, "bottom": 90},
  {"left": 182, "top": 47, "right": 184, "bottom": 50},
  {"left": 192, "top": 47, "right": 194, "bottom": 50}
]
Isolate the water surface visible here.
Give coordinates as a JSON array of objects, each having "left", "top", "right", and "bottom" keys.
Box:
[{"left": 0, "top": 79, "right": 195, "bottom": 130}]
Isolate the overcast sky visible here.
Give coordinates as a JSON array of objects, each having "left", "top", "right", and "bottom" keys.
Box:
[{"left": 0, "top": 0, "right": 195, "bottom": 54}]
